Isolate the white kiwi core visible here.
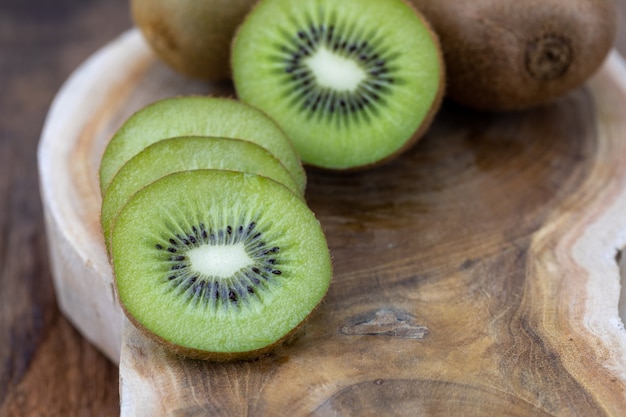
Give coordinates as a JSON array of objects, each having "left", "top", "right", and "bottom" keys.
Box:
[
  {"left": 304, "top": 46, "right": 367, "bottom": 92},
  {"left": 187, "top": 242, "right": 252, "bottom": 278}
]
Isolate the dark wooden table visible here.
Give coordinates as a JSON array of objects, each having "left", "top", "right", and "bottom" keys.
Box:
[
  {"left": 0, "top": 1, "right": 131, "bottom": 415},
  {"left": 1, "top": 1, "right": 626, "bottom": 416}
]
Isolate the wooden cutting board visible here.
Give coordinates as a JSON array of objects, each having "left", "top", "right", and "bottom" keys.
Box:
[{"left": 38, "top": 29, "right": 626, "bottom": 416}]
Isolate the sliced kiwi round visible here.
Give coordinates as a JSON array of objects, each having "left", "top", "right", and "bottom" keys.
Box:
[
  {"left": 101, "top": 136, "right": 302, "bottom": 253},
  {"left": 231, "top": 0, "right": 444, "bottom": 170},
  {"left": 111, "top": 170, "right": 332, "bottom": 361},
  {"left": 99, "top": 96, "right": 306, "bottom": 196}
]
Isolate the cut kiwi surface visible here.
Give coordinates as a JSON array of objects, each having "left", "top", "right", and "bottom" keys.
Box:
[
  {"left": 111, "top": 170, "right": 332, "bottom": 361},
  {"left": 99, "top": 96, "right": 306, "bottom": 196},
  {"left": 231, "top": 0, "right": 444, "bottom": 170},
  {"left": 101, "top": 136, "right": 302, "bottom": 252}
]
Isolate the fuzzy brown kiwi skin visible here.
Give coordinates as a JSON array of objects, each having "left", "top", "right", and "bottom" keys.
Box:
[
  {"left": 408, "top": 0, "right": 617, "bottom": 111},
  {"left": 131, "top": 0, "right": 257, "bottom": 81}
]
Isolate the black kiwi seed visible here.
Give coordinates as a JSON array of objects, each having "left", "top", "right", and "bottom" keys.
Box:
[
  {"left": 155, "top": 221, "right": 282, "bottom": 309},
  {"left": 276, "top": 18, "right": 396, "bottom": 121}
]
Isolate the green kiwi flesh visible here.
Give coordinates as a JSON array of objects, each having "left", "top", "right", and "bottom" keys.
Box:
[
  {"left": 111, "top": 170, "right": 332, "bottom": 361},
  {"left": 408, "top": 0, "right": 617, "bottom": 111},
  {"left": 101, "top": 136, "right": 302, "bottom": 253},
  {"left": 131, "top": 0, "right": 257, "bottom": 81},
  {"left": 99, "top": 97, "right": 306, "bottom": 196},
  {"left": 231, "top": 0, "right": 444, "bottom": 170}
]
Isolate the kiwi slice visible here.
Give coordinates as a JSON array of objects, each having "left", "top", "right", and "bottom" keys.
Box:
[
  {"left": 101, "top": 136, "right": 302, "bottom": 252},
  {"left": 99, "top": 96, "right": 306, "bottom": 196},
  {"left": 111, "top": 170, "right": 332, "bottom": 361},
  {"left": 231, "top": 0, "right": 444, "bottom": 170}
]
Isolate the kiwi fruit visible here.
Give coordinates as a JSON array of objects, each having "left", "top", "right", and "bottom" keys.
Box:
[
  {"left": 131, "top": 0, "right": 257, "bottom": 81},
  {"left": 110, "top": 169, "right": 332, "bottom": 361},
  {"left": 231, "top": 0, "right": 444, "bottom": 170},
  {"left": 407, "top": 0, "right": 617, "bottom": 111},
  {"left": 99, "top": 96, "right": 306, "bottom": 196},
  {"left": 100, "top": 136, "right": 302, "bottom": 253}
]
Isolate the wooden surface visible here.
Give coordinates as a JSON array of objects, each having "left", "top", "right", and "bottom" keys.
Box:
[
  {"left": 4, "top": 1, "right": 626, "bottom": 416},
  {"left": 0, "top": 1, "right": 131, "bottom": 415},
  {"left": 53, "top": 32, "right": 626, "bottom": 415},
  {"left": 36, "top": 27, "right": 626, "bottom": 416}
]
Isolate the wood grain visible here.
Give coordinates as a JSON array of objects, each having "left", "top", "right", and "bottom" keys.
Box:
[
  {"left": 122, "top": 56, "right": 626, "bottom": 415},
  {"left": 38, "top": 27, "right": 626, "bottom": 416},
  {"left": 0, "top": 0, "right": 131, "bottom": 415},
  {"left": 5, "top": 0, "right": 626, "bottom": 416}
]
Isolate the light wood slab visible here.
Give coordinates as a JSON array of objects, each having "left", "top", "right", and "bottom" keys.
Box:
[{"left": 39, "top": 29, "right": 626, "bottom": 416}]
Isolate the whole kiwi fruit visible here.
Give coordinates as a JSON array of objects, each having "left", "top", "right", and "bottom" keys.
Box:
[
  {"left": 131, "top": 0, "right": 257, "bottom": 81},
  {"left": 408, "top": 0, "right": 617, "bottom": 111}
]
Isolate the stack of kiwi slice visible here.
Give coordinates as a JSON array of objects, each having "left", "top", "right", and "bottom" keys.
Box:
[
  {"left": 99, "top": 96, "right": 307, "bottom": 196},
  {"left": 100, "top": 97, "right": 332, "bottom": 361}
]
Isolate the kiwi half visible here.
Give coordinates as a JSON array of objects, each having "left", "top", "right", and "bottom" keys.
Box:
[
  {"left": 231, "top": 0, "right": 444, "bottom": 170},
  {"left": 111, "top": 170, "right": 332, "bottom": 361},
  {"left": 100, "top": 136, "right": 302, "bottom": 253},
  {"left": 99, "top": 97, "right": 306, "bottom": 196}
]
